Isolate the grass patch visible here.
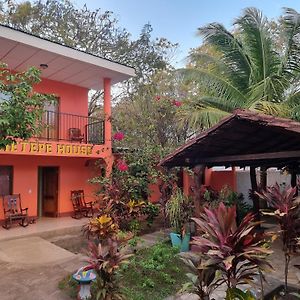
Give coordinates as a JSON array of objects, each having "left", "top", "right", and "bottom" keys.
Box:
[
  {"left": 58, "top": 242, "right": 189, "bottom": 300},
  {"left": 120, "top": 242, "right": 189, "bottom": 300}
]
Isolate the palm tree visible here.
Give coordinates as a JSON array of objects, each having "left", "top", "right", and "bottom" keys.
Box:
[{"left": 179, "top": 7, "right": 300, "bottom": 130}]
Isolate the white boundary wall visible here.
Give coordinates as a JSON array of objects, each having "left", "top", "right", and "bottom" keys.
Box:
[{"left": 236, "top": 168, "right": 291, "bottom": 205}]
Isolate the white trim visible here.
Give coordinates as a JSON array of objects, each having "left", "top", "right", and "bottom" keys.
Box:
[{"left": 0, "top": 26, "right": 135, "bottom": 78}]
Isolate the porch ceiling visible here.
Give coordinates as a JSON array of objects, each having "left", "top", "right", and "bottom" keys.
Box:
[
  {"left": 0, "top": 25, "right": 135, "bottom": 90},
  {"left": 160, "top": 109, "right": 300, "bottom": 168}
]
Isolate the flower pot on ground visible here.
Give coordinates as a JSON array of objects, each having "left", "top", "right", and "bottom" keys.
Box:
[
  {"left": 166, "top": 187, "right": 194, "bottom": 252},
  {"left": 170, "top": 232, "right": 191, "bottom": 252}
]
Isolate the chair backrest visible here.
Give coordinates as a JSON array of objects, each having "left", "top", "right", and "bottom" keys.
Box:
[
  {"left": 69, "top": 128, "right": 83, "bottom": 140},
  {"left": 3, "top": 194, "right": 22, "bottom": 214},
  {"left": 71, "top": 190, "right": 85, "bottom": 207}
]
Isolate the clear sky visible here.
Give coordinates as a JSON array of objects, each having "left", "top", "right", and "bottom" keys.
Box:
[{"left": 74, "top": 0, "right": 300, "bottom": 66}]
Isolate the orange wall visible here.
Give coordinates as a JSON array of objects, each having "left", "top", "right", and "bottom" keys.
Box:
[
  {"left": 205, "top": 168, "right": 236, "bottom": 191},
  {"left": 34, "top": 78, "right": 89, "bottom": 116},
  {"left": 148, "top": 168, "right": 237, "bottom": 203},
  {"left": 0, "top": 155, "right": 99, "bottom": 219}
]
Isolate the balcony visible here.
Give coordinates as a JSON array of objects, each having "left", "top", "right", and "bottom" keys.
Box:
[{"left": 39, "top": 110, "right": 104, "bottom": 145}]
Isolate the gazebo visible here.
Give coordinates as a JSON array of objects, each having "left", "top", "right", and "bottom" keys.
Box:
[{"left": 160, "top": 109, "right": 300, "bottom": 215}]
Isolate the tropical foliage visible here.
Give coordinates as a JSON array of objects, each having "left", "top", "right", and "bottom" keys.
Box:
[
  {"left": 165, "top": 187, "right": 194, "bottom": 234},
  {"left": 225, "top": 288, "right": 256, "bottom": 300},
  {"left": 191, "top": 203, "right": 272, "bottom": 291},
  {"left": 257, "top": 183, "right": 300, "bottom": 293},
  {"left": 180, "top": 256, "right": 219, "bottom": 299},
  {"left": 0, "top": 63, "right": 55, "bottom": 148},
  {"left": 113, "top": 69, "right": 190, "bottom": 150},
  {"left": 86, "top": 237, "right": 133, "bottom": 300},
  {"left": 83, "top": 214, "right": 119, "bottom": 241},
  {"left": 180, "top": 8, "right": 300, "bottom": 130}
]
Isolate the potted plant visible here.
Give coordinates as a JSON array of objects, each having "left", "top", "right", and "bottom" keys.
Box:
[{"left": 166, "top": 187, "right": 193, "bottom": 251}]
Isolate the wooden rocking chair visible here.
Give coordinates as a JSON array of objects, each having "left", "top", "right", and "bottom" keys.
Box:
[
  {"left": 2, "top": 194, "right": 29, "bottom": 229},
  {"left": 70, "top": 190, "right": 94, "bottom": 219}
]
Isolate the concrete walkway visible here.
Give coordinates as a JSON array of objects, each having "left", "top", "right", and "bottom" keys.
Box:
[
  {"left": 0, "top": 218, "right": 88, "bottom": 300},
  {"left": 0, "top": 236, "right": 76, "bottom": 265},
  {"left": 0, "top": 226, "right": 170, "bottom": 300}
]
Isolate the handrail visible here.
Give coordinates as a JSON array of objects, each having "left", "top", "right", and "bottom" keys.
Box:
[{"left": 37, "top": 110, "right": 105, "bottom": 145}]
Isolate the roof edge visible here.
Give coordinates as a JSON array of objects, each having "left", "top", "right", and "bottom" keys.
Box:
[{"left": 0, "top": 24, "right": 136, "bottom": 77}]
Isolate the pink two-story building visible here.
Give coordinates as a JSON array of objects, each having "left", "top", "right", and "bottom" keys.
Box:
[{"left": 0, "top": 25, "right": 135, "bottom": 219}]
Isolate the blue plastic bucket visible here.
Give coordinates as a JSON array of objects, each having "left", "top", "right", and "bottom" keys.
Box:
[{"left": 170, "top": 232, "right": 190, "bottom": 252}]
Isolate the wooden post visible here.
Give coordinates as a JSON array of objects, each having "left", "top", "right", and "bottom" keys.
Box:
[
  {"left": 250, "top": 166, "right": 260, "bottom": 222},
  {"left": 291, "top": 170, "right": 297, "bottom": 188},
  {"left": 260, "top": 166, "right": 268, "bottom": 208},
  {"left": 192, "top": 165, "right": 205, "bottom": 217}
]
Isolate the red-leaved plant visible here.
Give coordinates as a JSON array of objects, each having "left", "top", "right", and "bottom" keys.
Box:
[
  {"left": 257, "top": 183, "right": 300, "bottom": 293},
  {"left": 85, "top": 235, "right": 133, "bottom": 300},
  {"left": 191, "top": 203, "right": 272, "bottom": 293}
]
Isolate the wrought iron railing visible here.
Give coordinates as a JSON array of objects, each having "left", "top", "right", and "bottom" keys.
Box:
[{"left": 38, "top": 110, "right": 104, "bottom": 145}]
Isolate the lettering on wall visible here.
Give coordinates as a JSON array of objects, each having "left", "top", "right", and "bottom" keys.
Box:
[{"left": 0, "top": 141, "right": 102, "bottom": 156}]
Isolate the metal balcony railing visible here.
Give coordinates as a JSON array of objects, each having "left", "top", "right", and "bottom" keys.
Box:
[{"left": 38, "top": 110, "right": 104, "bottom": 145}]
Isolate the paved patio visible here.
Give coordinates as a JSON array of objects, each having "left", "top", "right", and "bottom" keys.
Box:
[
  {"left": 0, "top": 217, "right": 88, "bottom": 300},
  {"left": 0, "top": 216, "right": 87, "bottom": 242},
  {"left": 0, "top": 221, "right": 170, "bottom": 300}
]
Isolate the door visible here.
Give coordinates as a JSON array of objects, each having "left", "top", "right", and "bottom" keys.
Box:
[
  {"left": 38, "top": 167, "right": 59, "bottom": 217},
  {"left": 42, "top": 99, "right": 59, "bottom": 140},
  {"left": 0, "top": 166, "right": 13, "bottom": 195}
]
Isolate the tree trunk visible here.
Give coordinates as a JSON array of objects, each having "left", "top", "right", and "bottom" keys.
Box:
[{"left": 250, "top": 166, "right": 260, "bottom": 222}]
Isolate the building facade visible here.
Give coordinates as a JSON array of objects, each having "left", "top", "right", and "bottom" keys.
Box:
[{"left": 0, "top": 25, "right": 135, "bottom": 219}]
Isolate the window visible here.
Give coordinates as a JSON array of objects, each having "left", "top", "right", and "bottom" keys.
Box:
[{"left": 0, "top": 166, "right": 13, "bottom": 195}]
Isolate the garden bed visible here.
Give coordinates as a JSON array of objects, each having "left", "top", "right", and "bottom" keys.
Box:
[
  {"left": 58, "top": 242, "right": 189, "bottom": 300},
  {"left": 52, "top": 214, "right": 168, "bottom": 255}
]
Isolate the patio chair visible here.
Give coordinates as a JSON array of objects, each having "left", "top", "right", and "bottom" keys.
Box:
[
  {"left": 2, "top": 194, "right": 29, "bottom": 229},
  {"left": 70, "top": 190, "right": 94, "bottom": 219},
  {"left": 69, "top": 128, "right": 84, "bottom": 143}
]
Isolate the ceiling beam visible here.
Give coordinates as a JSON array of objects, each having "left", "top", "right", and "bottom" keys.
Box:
[{"left": 190, "top": 150, "right": 300, "bottom": 165}]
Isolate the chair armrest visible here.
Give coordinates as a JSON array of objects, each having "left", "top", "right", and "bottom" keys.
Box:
[{"left": 85, "top": 201, "right": 94, "bottom": 207}]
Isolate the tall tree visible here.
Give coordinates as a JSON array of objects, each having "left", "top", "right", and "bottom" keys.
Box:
[
  {"left": 113, "top": 69, "right": 190, "bottom": 151},
  {"left": 179, "top": 8, "right": 300, "bottom": 130},
  {"left": 0, "top": 0, "right": 177, "bottom": 114}
]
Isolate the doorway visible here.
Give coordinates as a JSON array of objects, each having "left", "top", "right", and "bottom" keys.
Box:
[
  {"left": 38, "top": 167, "right": 59, "bottom": 217},
  {"left": 41, "top": 99, "right": 59, "bottom": 141}
]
